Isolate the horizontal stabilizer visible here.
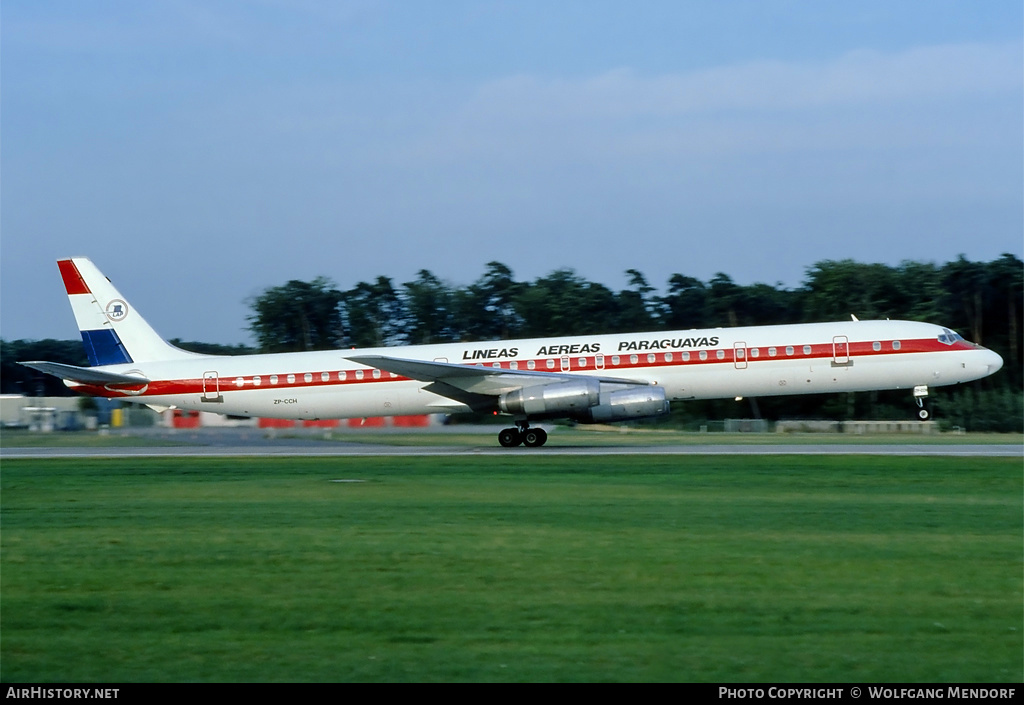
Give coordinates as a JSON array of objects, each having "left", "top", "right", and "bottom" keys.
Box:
[{"left": 19, "top": 361, "right": 151, "bottom": 386}]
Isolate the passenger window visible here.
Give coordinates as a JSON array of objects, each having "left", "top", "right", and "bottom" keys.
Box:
[
  {"left": 892, "top": 340, "right": 901, "bottom": 350},
  {"left": 304, "top": 373, "right": 313, "bottom": 383},
  {"left": 270, "top": 375, "right": 279, "bottom": 385},
  {"left": 872, "top": 341, "right": 882, "bottom": 352},
  {"left": 803, "top": 345, "right": 811, "bottom": 355},
  {"left": 355, "top": 370, "right": 364, "bottom": 380},
  {"left": 682, "top": 352, "right": 690, "bottom": 362},
  {"left": 527, "top": 360, "right": 536, "bottom": 370},
  {"left": 546, "top": 359, "right": 555, "bottom": 370},
  {"left": 768, "top": 347, "right": 777, "bottom": 357},
  {"left": 372, "top": 369, "right": 381, "bottom": 379},
  {"left": 612, "top": 355, "right": 620, "bottom": 366},
  {"left": 699, "top": 351, "right": 707, "bottom": 361},
  {"left": 665, "top": 352, "right": 673, "bottom": 362},
  {"left": 254, "top": 376, "right": 262, "bottom": 386},
  {"left": 750, "top": 348, "right": 759, "bottom": 358},
  {"left": 338, "top": 371, "right": 346, "bottom": 381},
  {"left": 716, "top": 349, "right": 725, "bottom": 360},
  {"left": 647, "top": 353, "right": 656, "bottom": 363},
  {"left": 287, "top": 374, "right": 296, "bottom": 384},
  {"left": 785, "top": 346, "right": 794, "bottom": 356},
  {"left": 630, "top": 354, "right": 639, "bottom": 365},
  {"left": 578, "top": 357, "right": 587, "bottom": 367}
]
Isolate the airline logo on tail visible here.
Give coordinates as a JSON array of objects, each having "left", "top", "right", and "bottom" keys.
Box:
[{"left": 105, "top": 300, "right": 128, "bottom": 322}]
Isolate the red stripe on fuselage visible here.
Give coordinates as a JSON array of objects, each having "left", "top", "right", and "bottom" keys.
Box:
[
  {"left": 76, "top": 336, "right": 975, "bottom": 400},
  {"left": 58, "top": 259, "right": 91, "bottom": 295}
]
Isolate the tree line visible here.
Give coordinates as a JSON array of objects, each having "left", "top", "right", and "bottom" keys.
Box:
[{"left": 4, "top": 254, "right": 1021, "bottom": 430}]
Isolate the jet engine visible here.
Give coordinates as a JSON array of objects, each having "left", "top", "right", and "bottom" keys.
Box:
[
  {"left": 575, "top": 386, "right": 670, "bottom": 423},
  {"left": 499, "top": 380, "right": 669, "bottom": 423},
  {"left": 499, "top": 379, "right": 601, "bottom": 417}
]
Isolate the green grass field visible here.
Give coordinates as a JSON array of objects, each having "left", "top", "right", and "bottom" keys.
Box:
[{"left": 2, "top": 455, "right": 1021, "bottom": 682}]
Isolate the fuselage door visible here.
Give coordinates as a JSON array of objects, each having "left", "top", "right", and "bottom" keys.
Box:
[
  {"left": 832, "top": 336, "right": 851, "bottom": 366},
  {"left": 202, "top": 371, "right": 222, "bottom": 402},
  {"left": 733, "top": 342, "right": 748, "bottom": 369}
]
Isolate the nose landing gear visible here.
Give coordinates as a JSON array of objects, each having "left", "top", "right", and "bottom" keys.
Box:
[{"left": 913, "top": 385, "right": 930, "bottom": 420}]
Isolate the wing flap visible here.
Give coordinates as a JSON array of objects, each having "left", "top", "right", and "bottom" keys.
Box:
[{"left": 423, "top": 381, "right": 500, "bottom": 412}]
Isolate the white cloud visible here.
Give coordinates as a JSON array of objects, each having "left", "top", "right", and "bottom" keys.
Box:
[
  {"left": 467, "top": 41, "right": 1020, "bottom": 118},
  {"left": 412, "top": 41, "right": 1022, "bottom": 164}
]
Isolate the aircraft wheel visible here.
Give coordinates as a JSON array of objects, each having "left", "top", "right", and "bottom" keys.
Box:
[
  {"left": 498, "top": 427, "right": 522, "bottom": 447},
  {"left": 522, "top": 428, "right": 547, "bottom": 447},
  {"left": 918, "top": 408, "right": 930, "bottom": 420}
]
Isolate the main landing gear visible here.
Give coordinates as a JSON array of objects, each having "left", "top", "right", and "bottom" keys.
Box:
[{"left": 497, "top": 422, "right": 548, "bottom": 448}]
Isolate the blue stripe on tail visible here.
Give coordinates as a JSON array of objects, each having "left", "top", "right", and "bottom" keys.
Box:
[{"left": 80, "top": 329, "right": 133, "bottom": 366}]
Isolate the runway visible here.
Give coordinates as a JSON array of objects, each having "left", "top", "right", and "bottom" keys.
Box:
[
  {"left": 5, "top": 446, "right": 1021, "bottom": 459},
  {"left": 3, "top": 427, "right": 1021, "bottom": 459}
]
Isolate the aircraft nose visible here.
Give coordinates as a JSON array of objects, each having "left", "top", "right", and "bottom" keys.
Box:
[{"left": 984, "top": 349, "right": 1004, "bottom": 376}]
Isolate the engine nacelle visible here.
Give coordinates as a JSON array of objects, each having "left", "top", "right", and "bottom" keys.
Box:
[
  {"left": 499, "top": 379, "right": 669, "bottom": 424},
  {"left": 499, "top": 379, "right": 601, "bottom": 418},
  {"left": 574, "top": 386, "right": 670, "bottom": 424}
]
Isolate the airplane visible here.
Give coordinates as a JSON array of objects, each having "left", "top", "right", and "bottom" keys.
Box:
[{"left": 20, "top": 257, "right": 1004, "bottom": 447}]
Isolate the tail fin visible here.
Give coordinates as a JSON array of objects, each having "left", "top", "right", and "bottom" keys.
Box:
[{"left": 58, "top": 257, "right": 198, "bottom": 365}]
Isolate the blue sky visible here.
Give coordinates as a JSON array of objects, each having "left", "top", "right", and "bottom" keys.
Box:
[{"left": 3, "top": 1, "right": 1022, "bottom": 345}]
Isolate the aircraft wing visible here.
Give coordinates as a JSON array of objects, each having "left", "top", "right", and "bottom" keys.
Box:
[
  {"left": 19, "top": 361, "right": 151, "bottom": 386},
  {"left": 347, "top": 354, "right": 648, "bottom": 409}
]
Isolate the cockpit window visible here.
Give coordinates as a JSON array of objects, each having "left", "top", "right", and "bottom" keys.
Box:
[{"left": 937, "top": 328, "right": 964, "bottom": 346}]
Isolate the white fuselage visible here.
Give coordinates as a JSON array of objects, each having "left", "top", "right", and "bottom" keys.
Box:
[{"left": 73, "top": 319, "right": 1003, "bottom": 421}]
